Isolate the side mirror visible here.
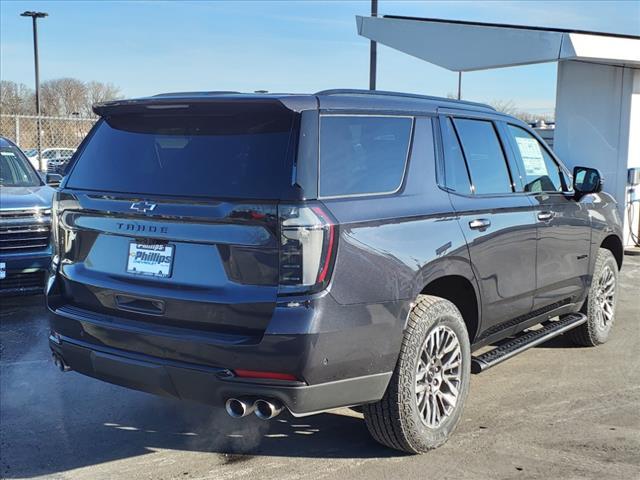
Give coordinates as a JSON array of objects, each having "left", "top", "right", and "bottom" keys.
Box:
[
  {"left": 573, "top": 166, "right": 602, "bottom": 197},
  {"left": 45, "top": 173, "right": 63, "bottom": 187}
]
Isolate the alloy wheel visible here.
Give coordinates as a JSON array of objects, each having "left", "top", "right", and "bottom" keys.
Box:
[
  {"left": 595, "top": 265, "right": 616, "bottom": 329},
  {"left": 415, "top": 325, "right": 462, "bottom": 428}
]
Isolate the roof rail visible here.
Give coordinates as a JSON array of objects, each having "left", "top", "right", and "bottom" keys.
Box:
[
  {"left": 315, "top": 89, "right": 495, "bottom": 110},
  {"left": 152, "top": 91, "right": 241, "bottom": 97}
]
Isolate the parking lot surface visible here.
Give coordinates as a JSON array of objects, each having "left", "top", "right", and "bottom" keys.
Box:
[{"left": 1, "top": 256, "right": 639, "bottom": 480}]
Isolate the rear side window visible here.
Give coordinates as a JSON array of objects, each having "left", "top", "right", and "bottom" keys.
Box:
[
  {"left": 507, "top": 125, "right": 564, "bottom": 192},
  {"left": 319, "top": 116, "right": 412, "bottom": 197},
  {"left": 67, "top": 107, "right": 297, "bottom": 199},
  {"left": 441, "top": 118, "right": 471, "bottom": 194},
  {"left": 453, "top": 119, "right": 512, "bottom": 194}
]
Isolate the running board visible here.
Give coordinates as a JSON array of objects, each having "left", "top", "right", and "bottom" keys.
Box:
[{"left": 471, "top": 313, "right": 587, "bottom": 374}]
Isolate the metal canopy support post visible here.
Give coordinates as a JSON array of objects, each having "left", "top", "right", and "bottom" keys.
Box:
[{"left": 369, "top": 0, "right": 378, "bottom": 90}]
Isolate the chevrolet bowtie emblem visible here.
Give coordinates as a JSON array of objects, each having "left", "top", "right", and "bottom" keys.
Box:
[{"left": 130, "top": 201, "right": 157, "bottom": 214}]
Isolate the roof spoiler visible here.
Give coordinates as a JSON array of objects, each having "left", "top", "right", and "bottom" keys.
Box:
[{"left": 93, "top": 94, "right": 317, "bottom": 117}]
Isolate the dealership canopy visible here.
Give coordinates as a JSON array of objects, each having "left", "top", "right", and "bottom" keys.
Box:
[{"left": 357, "top": 15, "right": 640, "bottom": 247}]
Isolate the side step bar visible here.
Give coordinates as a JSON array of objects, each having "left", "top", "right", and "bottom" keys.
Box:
[{"left": 471, "top": 313, "right": 587, "bottom": 374}]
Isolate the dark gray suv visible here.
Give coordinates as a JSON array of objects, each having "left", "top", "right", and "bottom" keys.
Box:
[{"left": 47, "top": 90, "right": 623, "bottom": 453}]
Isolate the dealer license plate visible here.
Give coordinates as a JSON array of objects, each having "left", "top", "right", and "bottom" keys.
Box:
[{"left": 126, "top": 242, "right": 174, "bottom": 278}]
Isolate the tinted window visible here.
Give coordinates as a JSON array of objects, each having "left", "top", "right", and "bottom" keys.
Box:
[
  {"left": 0, "top": 145, "right": 41, "bottom": 187},
  {"left": 507, "top": 125, "right": 563, "bottom": 192},
  {"left": 67, "top": 109, "right": 296, "bottom": 199},
  {"left": 441, "top": 118, "right": 471, "bottom": 194},
  {"left": 319, "top": 116, "right": 412, "bottom": 197},
  {"left": 453, "top": 119, "right": 512, "bottom": 194}
]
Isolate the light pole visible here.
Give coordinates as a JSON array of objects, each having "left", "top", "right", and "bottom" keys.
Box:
[{"left": 21, "top": 10, "right": 48, "bottom": 171}]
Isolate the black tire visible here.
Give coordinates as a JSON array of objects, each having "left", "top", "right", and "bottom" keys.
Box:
[
  {"left": 568, "top": 248, "right": 619, "bottom": 347},
  {"left": 363, "top": 295, "right": 471, "bottom": 454}
]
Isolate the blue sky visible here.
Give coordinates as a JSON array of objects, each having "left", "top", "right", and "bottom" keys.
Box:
[{"left": 1, "top": 0, "right": 639, "bottom": 115}]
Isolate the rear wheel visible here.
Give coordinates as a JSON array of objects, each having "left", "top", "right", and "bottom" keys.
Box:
[
  {"left": 568, "top": 248, "right": 619, "bottom": 347},
  {"left": 363, "top": 295, "right": 470, "bottom": 453}
]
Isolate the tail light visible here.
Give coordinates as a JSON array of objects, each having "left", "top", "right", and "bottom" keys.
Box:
[
  {"left": 50, "top": 195, "right": 61, "bottom": 260},
  {"left": 278, "top": 203, "right": 337, "bottom": 295}
]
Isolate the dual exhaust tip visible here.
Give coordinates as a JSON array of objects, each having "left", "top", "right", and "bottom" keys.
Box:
[
  {"left": 52, "top": 352, "right": 71, "bottom": 372},
  {"left": 225, "top": 397, "right": 284, "bottom": 420}
]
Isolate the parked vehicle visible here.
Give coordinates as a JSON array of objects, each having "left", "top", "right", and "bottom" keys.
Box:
[
  {"left": 23, "top": 149, "right": 44, "bottom": 172},
  {"left": 46, "top": 90, "right": 624, "bottom": 453},
  {"left": 0, "top": 137, "right": 58, "bottom": 296},
  {"left": 44, "top": 148, "right": 75, "bottom": 173},
  {"left": 24, "top": 147, "right": 76, "bottom": 172}
]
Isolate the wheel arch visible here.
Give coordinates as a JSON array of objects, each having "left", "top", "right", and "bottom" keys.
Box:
[
  {"left": 417, "top": 268, "right": 481, "bottom": 344},
  {"left": 600, "top": 234, "right": 623, "bottom": 270}
]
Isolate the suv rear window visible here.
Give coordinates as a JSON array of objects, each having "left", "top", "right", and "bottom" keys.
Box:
[
  {"left": 441, "top": 118, "right": 472, "bottom": 194},
  {"left": 67, "top": 108, "right": 297, "bottom": 199},
  {"left": 453, "top": 118, "right": 513, "bottom": 194},
  {"left": 319, "top": 115, "right": 413, "bottom": 197}
]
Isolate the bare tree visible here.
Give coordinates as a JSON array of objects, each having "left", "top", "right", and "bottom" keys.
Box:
[
  {"left": 488, "top": 99, "right": 518, "bottom": 115},
  {"left": 488, "top": 99, "right": 554, "bottom": 124},
  {"left": 84, "top": 81, "right": 121, "bottom": 116},
  {"left": 40, "top": 78, "right": 88, "bottom": 116},
  {"left": 2, "top": 78, "right": 122, "bottom": 118},
  {"left": 0, "top": 81, "right": 35, "bottom": 115}
]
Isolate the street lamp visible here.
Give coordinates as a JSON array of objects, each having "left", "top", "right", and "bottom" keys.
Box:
[{"left": 21, "top": 10, "right": 48, "bottom": 171}]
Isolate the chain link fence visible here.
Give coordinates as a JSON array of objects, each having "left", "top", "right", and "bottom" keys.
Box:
[{"left": 0, "top": 114, "right": 96, "bottom": 152}]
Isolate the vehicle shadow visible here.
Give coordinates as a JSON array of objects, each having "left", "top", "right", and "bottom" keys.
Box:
[
  {"left": 1, "top": 375, "right": 403, "bottom": 479},
  {"left": 1, "top": 296, "right": 405, "bottom": 479}
]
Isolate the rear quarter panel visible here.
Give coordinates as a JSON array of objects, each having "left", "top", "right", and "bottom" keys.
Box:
[
  {"left": 322, "top": 116, "right": 476, "bottom": 317},
  {"left": 585, "top": 191, "right": 624, "bottom": 273}
]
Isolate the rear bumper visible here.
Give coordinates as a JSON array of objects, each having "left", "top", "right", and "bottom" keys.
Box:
[
  {"left": 47, "top": 291, "right": 406, "bottom": 415},
  {"left": 49, "top": 333, "right": 391, "bottom": 416}
]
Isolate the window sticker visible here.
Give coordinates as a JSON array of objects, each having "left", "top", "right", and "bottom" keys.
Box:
[
  {"left": 0, "top": 152, "right": 17, "bottom": 157},
  {"left": 515, "top": 137, "right": 547, "bottom": 177}
]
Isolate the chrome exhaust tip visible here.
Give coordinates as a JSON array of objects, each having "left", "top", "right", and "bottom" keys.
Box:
[
  {"left": 254, "top": 399, "right": 284, "bottom": 420},
  {"left": 51, "top": 353, "right": 70, "bottom": 372},
  {"left": 225, "top": 397, "right": 255, "bottom": 418}
]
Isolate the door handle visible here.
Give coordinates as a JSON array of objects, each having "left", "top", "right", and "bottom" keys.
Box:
[
  {"left": 469, "top": 218, "right": 491, "bottom": 230},
  {"left": 537, "top": 211, "right": 554, "bottom": 221}
]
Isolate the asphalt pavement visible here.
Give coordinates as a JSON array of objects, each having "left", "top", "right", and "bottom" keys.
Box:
[{"left": 1, "top": 256, "right": 639, "bottom": 480}]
